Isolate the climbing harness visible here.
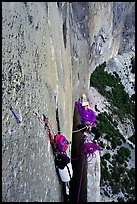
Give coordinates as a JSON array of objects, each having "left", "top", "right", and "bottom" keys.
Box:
[{"left": 10, "top": 107, "right": 21, "bottom": 123}]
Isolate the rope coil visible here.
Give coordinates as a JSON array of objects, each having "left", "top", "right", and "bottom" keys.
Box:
[
  {"left": 81, "top": 142, "right": 97, "bottom": 162},
  {"left": 77, "top": 141, "right": 102, "bottom": 202},
  {"left": 81, "top": 142, "right": 101, "bottom": 159}
]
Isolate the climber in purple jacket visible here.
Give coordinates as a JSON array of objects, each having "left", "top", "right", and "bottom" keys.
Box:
[
  {"left": 75, "top": 100, "right": 96, "bottom": 129},
  {"left": 75, "top": 94, "right": 100, "bottom": 140}
]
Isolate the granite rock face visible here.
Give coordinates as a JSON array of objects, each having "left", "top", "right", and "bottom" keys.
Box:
[
  {"left": 2, "top": 2, "right": 135, "bottom": 202},
  {"left": 2, "top": 2, "right": 72, "bottom": 202},
  {"left": 87, "top": 151, "right": 101, "bottom": 202}
]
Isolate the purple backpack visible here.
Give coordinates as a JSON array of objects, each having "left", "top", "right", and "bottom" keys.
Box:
[{"left": 54, "top": 134, "right": 69, "bottom": 152}]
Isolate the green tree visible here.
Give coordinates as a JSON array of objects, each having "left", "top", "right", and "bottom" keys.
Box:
[
  {"left": 90, "top": 62, "right": 135, "bottom": 119},
  {"left": 103, "top": 153, "right": 111, "bottom": 160},
  {"left": 128, "top": 168, "right": 135, "bottom": 182}
]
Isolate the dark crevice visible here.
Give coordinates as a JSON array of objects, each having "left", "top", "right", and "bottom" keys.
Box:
[
  {"left": 28, "top": 15, "right": 33, "bottom": 25},
  {"left": 78, "top": 73, "right": 80, "bottom": 80},
  {"left": 69, "top": 107, "right": 87, "bottom": 202},
  {"left": 63, "top": 19, "right": 67, "bottom": 49},
  {"left": 56, "top": 106, "right": 61, "bottom": 134},
  {"left": 57, "top": 2, "right": 62, "bottom": 9}
]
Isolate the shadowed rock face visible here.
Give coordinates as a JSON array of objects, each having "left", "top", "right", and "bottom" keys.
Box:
[
  {"left": 70, "top": 107, "right": 87, "bottom": 202},
  {"left": 2, "top": 2, "right": 135, "bottom": 202}
]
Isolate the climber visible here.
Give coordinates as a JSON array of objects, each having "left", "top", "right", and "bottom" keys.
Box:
[{"left": 75, "top": 94, "right": 100, "bottom": 141}]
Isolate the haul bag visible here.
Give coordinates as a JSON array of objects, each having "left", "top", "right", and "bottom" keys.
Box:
[{"left": 58, "top": 162, "right": 73, "bottom": 182}]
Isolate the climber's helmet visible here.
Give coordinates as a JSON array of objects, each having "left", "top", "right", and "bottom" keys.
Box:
[{"left": 82, "top": 101, "right": 89, "bottom": 107}]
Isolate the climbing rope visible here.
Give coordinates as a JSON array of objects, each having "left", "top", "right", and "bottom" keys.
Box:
[
  {"left": 58, "top": 126, "right": 87, "bottom": 134},
  {"left": 33, "top": 110, "right": 87, "bottom": 135},
  {"left": 45, "top": 115, "right": 87, "bottom": 134},
  {"left": 43, "top": 114, "right": 56, "bottom": 135}
]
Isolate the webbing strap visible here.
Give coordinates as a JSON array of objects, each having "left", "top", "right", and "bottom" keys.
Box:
[{"left": 66, "top": 164, "right": 72, "bottom": 180}]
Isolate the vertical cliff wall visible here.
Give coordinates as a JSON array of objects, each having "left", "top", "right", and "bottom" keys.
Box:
[
  {"left": 2, "top": 2, "right": 73, "bottom": 202},
  {"left": 2, "top": 2, "right": 135, "bottom": 202}
]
